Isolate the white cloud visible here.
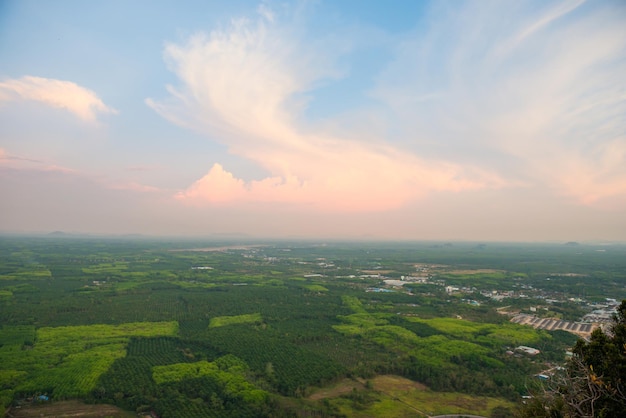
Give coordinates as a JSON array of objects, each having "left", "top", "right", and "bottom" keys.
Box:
[
  {"left": 148, "top": 6, "right": 504, "bottom": 211},
  {"left": 0, "top": 76, "right": 117, "bottom": 122}
]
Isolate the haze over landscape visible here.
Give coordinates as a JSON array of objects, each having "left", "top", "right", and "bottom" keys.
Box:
[{"left": 1, "top": 0, "right": 625, "bottom": 241}]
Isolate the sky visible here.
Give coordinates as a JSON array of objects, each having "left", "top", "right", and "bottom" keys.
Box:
[{"left": 1, "top": 0, "right": 625, "bottom": 241}]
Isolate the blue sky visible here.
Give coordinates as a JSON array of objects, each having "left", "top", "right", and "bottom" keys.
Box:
[{"left": 1, "top": 0, "right": 625, "bottom": 241}]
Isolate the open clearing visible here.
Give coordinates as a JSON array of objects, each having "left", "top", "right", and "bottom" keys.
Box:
[
  {"left": 308, "top": 378, "right": 366, "bottom": 400},
  {"left": 370, "top": 375, "right": 513, "bottom": 416},
  {"left": 318, "top": 375, "right": 513, "bottom": 417},
  {"left": 371, "top": 375, "right": 428, "bottom": 392},
  {"left": 7, "top": 400, "right": 135, "bottom": 417},
  {"left": 310, "top": 375, "right": 508, "bottom": 417}
]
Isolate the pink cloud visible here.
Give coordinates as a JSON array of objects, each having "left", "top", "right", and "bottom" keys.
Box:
[
  {"left": 0, "top": 147, "right": 76, "bottom": 173},
  {"left": 0, "top": 147, "right": 160, "bottom": 195},
  {"left": 149, "top": 9, "right": 505, "bottom": 212},
  {"left": 554, "top": 140, "right": 626, "bottom": 208},
  {"left": 175, "top": 158, "right": 501, "bottom": 212},
  {"left": 0, "top": 76, "right": 117, "bottom": 122}
]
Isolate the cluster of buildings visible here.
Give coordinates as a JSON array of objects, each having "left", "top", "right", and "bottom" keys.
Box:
[
  {"left": 510, "top": 314, "right": 597, "bottom": 337},
  {"left": 508, "top": 299, "right": 621, "bottom": 338},
  {"left": 582, "top": 300, "right": 620, "bottom": 323}
]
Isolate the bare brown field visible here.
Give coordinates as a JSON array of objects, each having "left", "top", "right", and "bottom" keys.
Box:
[
  {"left": 370, "top": 375, "right": 428, "bottom": 392},
  {"left": 7, "top": 401, "right": 135, "bottom": 418},
  {"left": 308, "top": 378, "right": 366, "bottom": 400}
]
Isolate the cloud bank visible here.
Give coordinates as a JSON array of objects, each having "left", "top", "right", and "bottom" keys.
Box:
[{"left": 0, "top": 76, "right": 117, "bottom": 122}]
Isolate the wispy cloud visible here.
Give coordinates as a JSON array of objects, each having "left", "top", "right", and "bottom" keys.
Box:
[
  {"left": 0, "top": 147, "right": 76, "bottom": 173},
  {"left": 372, "top": 0, "right": 626, "bottom": 208},
  {"left": 0, "top": 147, "right": 160, "bottom": 195},
  {"left": 147, "top": 7, "right": 504, "bottom": 211},
  {"left": 0, "top": 76, "right": 117, "bottom": 122}
]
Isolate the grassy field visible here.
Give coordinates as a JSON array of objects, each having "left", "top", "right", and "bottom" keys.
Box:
[
  {"left": 371, "top": 375, "right": 514, "bottom": 416},
  {"left": 316, "top": 375, "right": 514, "bottom": 417}
]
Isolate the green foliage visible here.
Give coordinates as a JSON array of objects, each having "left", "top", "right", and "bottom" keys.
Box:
[
  {"left": 406, "top": 317, "right": 543, "bottom": 346},
  {"left": 81, "top": 262, "right": 129, "bottom": 274},
  {"left": 571, "top": 300, "right": 626, "bottom": 416},
  {"left": 333, "top": 307, "right": 546, "bottom": 399},
  {"left": 0, "top": 322, "right": 178, "bottom": 400},
  {"left": 0, "top": 370, "right": 26, "bottom": 389},
  {"left": 209, "top": 313, "right": 262, "bottom": 328},
  {"left": 4, "top": 283, "right": 38, "bottom": 293},
  {"left": 0, "top": 325, "right": 35, "bottom": 349},
  {"left": 153, "top": 357, "right": 267, "bottom": 403},
  {"left": 206, "top": 324, "right": 345, "bottom": 396},
  {"left": 153, "top": 360, "right": 218, "bottom": 384},
  {"left": 303, "top": 284, "right": 328, "bottom": 292},
  {"left": 170, "top": 280, "right": 218, "bottom": 289},
  {"left": 341, "top": 295, "right": 367, "bottom": 314},
  {"left": 0, "top": 266, "right": 52, "bottom": 280},
  {"left": 37, "top": 321, "right": 178, "bottom": 343},
  {"left": 0, "top": 389, "right": 14, "bottom": 418},
  {"left": 1, "top": 237, "right": 623, "bottom": 417}
]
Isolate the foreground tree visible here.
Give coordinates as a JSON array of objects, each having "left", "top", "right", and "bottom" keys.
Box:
[{"left": 517, "top": 300, "right": 626, "bottom": 418}]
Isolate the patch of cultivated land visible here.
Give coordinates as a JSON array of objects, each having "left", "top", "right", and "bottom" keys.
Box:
[
  {"left": 322, "top": 375, "right": 514, "bottom": 417},
  {"left": 370, "top": 375, "right": 513, "bottom": 417},
  {"left": 7, "top": 400, "right": 135, "bottom": 417},
  {"left": 308, "top": 378, "right": 366, "bottom": 400},
  {"left": 370, "top": 375, "right": 427, "bottom": 392}
]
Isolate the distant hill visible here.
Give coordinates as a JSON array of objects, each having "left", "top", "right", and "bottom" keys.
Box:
[{"left": 47, "top": 231, "right": 67, "bottom": 236}]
